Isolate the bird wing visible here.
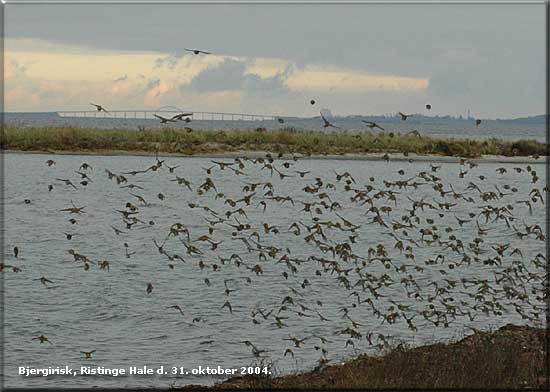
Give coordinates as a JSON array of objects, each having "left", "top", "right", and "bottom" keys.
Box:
[
  {"left": 319, "top": 112, "right": 331, "bottom": 125},
  {"left": 171, "top": 113, "right": 193, "bottom": 120}
]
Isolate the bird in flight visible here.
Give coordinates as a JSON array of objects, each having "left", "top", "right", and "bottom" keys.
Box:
[
  {"left": 184, "top": 48, "right": 211, "bottom": 55},
  {"left": 154, "top": 114, "right": 177, "bottom": 124},
  {"left": 171, "top": 113, "right": 193, "bottom": 121},
  {"left": 166, "top": 305, "right": 185, "bottom": 316},
  {"left": 320, "top": 112, "right": 340, "bottom": 129},
  {"left": 362, "top": 121, "right": 384, "bottom": 131},
  {"left": 90, "top": 103, "right": 108, "bottom": 112},
  {"left": 32, "top": 334, "right": 53, "bottom": 344},
  {"left": 56, "top": 178, "right": 78, "bottom": 190},
  {"left": 398, "top": 112, "right": 412, "bottom": 121},
  {"left": 34, "top": 276, "right": 54, "bottom": 286},
  {"left": 80, "top": 350, "right": 96, "bottom": 359},
  {"left": 426, "top": 104, "right": 432, "bottom": 110},
  {"left": 60, "top": 200, "right": 86, "bottom": 214}
]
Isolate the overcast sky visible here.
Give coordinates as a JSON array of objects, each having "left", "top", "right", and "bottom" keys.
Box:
[{"left": 4, "top": 3, "right": 545, "bottom": 118}]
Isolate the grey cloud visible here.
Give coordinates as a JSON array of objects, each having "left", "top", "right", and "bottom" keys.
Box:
[
  {"left": 186, "top": 59, "right": 294, "bottom": 99},
  {"left": 243, "top": 65, "right": 294, "bottom": 98},
  {"left": 4, "top": 3, "right": 545, "bottom": 117},
  {"left": 188, "top": 59, "right": 248, "bottom": 93}
]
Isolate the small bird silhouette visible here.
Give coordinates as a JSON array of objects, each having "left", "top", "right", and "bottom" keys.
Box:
[
  {"left": 32, "top": 334, "right": 52, "bottom": 344},
  {"left": 362, "top": 121, "right": 384, "bottom": 131},
  {"left": 154, "top": 114, "right": 177, "bottom": 124},
  {"left": 171, "top": 113, "right": 193, "bottom": 121},
  {"left": 166, "top": 305, "right": 185, "bottom": 316},
  {"left": 184, "top": 48, "right": 211, "bottom": 55},
  {"left": 398, "top": 112, "right": 412, "bottom": 121},
  {"left": 80, "top": 350, "right": 96, "bottom": 359},
  {"left": 90, "top": 103, "right": 108, "bottom": 112},
  {"left": 320, "top": 112, "right": 339, "bottom": 129}
]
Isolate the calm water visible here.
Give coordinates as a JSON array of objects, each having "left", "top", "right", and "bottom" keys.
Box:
[
  {"left": 3, "top": 152, "right": 546, "bottom": 388},
  {"left": 4, "top": 112, "right": 547, "bottom": 142}
]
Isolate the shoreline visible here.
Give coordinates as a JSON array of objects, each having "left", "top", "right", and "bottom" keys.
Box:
[
  {"left": 2, "top": 149, "right": 546, "bottom": 164},
  {"left": 180, "top": 324, "right": 546, "bottom": 390},
  {"left": 2, "top": 126, "right": 547, "bottom": 161}
]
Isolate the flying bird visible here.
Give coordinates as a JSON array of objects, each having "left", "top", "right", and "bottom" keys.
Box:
[
  {"left": 34, "top": 276, "right": 54, "bottom": 286},
  {"left": 166, "top": 305, "right": 185, "bottom": 316},
  {"left": 154, "top": 114, "right": 177, "bottom": 124},
  {"left": 80, "top": 350, "right": 96, "bottom": 359},
  {"left": 171, "top": 113, "right": 193, "bottom": 121},
  {"left": 398, "top": 112, "right": 412, "bottom": 121},
  {"left": 184, "top": 48, "right": 211, "bottom": 55},
  {"left": 90, "top": 103, "right": 108, "bottom": 112},
  {"left": 320, "top": 112, "right": 340, "bottom": 129},
  {"left": 32, "top": 334, "right": 52, "bottom": 344},
  {"left": 362, "top": 121, "right": 384, "bottom": 131}
]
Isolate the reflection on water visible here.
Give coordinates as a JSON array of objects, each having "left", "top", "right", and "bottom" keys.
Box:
[{"left": 3, "top": 152, "right": 545, "bottom": 388}]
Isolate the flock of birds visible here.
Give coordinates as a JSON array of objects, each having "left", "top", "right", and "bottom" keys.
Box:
[
  {"left": 4, "top": 46, "right": 545, "bottom": 379},
  {"left": 92, "top": 98, "right": 484, "bottom": 130},
  {"left": 5, "top": 144, "right": 546, "bottom": 371}
]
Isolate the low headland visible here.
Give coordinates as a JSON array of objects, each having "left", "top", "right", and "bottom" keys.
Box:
[
  {"left": 180, "top": 324, "right": 546, "bottom": 390},
  {"left": 2, "top": 126, "right": 547, "bottom": 160}
]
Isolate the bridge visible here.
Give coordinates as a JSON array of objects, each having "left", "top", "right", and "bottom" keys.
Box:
[{"left": 57, "top": 110, "right": 279, "bottom": 122}]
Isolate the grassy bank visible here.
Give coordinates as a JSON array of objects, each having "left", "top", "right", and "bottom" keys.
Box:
[
  {"left": 2, "top": 126, "right": 547, "bottom": 158},
  {"left": 181, "top": 325, "right": 546, "bottom": 390}
]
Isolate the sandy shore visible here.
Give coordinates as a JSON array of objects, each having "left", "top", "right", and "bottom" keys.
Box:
[{"left": 2, "top": 149, "right": 546, "bottom": 164}]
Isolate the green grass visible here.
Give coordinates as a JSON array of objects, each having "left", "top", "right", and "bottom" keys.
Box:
[{"left": 2, "top": 126, "right": 547, "bottom": 158}]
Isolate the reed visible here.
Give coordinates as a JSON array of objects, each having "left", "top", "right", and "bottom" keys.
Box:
[{"left": 181, "top": 325, "right": 546, "bottom": 390}]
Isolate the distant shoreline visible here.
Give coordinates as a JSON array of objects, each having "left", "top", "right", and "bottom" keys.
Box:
[{"left": 2, "top": 148, "right": 546, "bottom": 164}]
